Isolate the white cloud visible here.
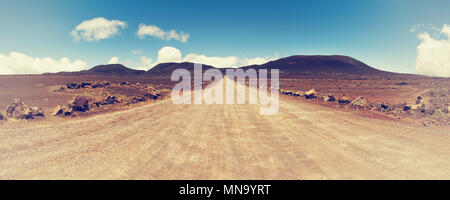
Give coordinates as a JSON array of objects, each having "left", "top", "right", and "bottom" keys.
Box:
[
  {"left": 131, "top": 49, "right": 142, "bottom": 55},
  {"left": 0, "top": 52, "right": 88, "bottom": 74},
  {"left": 415, "top": 24, "right": 450, "bottom": 77},
  {"left": 107, "top": 56, "right": 119, "bottom": 64},
  {"left": 137, "top": 24, "right": 190, "bottom": 43},
  {"left": 410, "top": 24, "right": 424, "bottom": 32},
  {"left": 135, "top": 56, "right": 153, "bottom": 71},
  {"left": 139, "top": 46, "right": 278, "bottom": 69},
  {"left": 157, "top": 46, "right": 182, "bottom": 63},
  {"left": 71, "top": 17, "right": 127, "bottom": 42}
]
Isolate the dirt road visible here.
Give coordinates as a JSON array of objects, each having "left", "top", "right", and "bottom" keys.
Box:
[{"left": 1, "top": 78, "right": 449, "bottom": 179}]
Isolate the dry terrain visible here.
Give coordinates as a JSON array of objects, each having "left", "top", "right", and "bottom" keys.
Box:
[{"left": 0, "top": 77, "right": 449, "bottom": 179}]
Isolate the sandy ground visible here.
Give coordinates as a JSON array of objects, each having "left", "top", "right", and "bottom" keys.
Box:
[{"left": 0, "top": 77, "right": 449, "bottom": 179}]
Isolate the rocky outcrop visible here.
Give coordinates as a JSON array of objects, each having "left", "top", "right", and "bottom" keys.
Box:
[
  {"left": 67, "top": 96, "right": 89, "bottom": 112},
  {"left": 304, "top": 89, "right": 318, "bottom": 99}
]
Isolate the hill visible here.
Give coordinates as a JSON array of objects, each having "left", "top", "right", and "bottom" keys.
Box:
[{"left": 241, "top": 55, "right": 393, "bottom": 76}]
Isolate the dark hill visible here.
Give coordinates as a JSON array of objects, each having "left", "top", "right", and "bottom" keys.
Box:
[
  {"left": 145, "top": 62, "right": 217, "bottom": 76},
  {"left": 241, "top": 55, "right": 392, "bottom": 76},
  {"left": 50, "top": 64, "right": 145, "bottom": 76}
]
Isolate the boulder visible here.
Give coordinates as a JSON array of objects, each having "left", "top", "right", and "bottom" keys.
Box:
[
  {"left": 322, "top": 94, "right": 336, "bottom": 102},
  {"left": 338, "top": 97, "right": 351, "bottom": 105},
  {"left": 67, "top": 96, "right": 89, "bottom": 112},
  {"left": 6, "top": 98, "right": 33, "bottom": 119},
  {"left": 350, "top": 96, "right": 366, "bottom": 107},
  {"left": 304, "top": 89, "right": 318, "bottom": 99},
  {"left": 52, "top": 105, "right": 64, "bottom": 116},
  {"left": 0, "top": 112, "right": 4, "bottom": 120}
]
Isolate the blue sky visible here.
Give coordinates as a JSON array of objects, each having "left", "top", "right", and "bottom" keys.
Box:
[{"left": 0, "top": 0, "right": 449, "bottom": 74}]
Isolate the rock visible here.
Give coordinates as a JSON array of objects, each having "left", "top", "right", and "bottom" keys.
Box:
[
  {"left": 67, "top": 96, "right": 89, "bottom": 112},
  {"left": 350, "top": 96, "right": 366, "bottom": 107},
  {"left": 304, "top": 89, "right": 318, "bottom": 99},
  {"left": 91, "top": 81, "right": 110, "bottom": 88},
  {"left": 403, "top": 105, "right": 411, "bottom": 111},
  {"left": 120, "top": 82, "right": 128, "bottom": 86},
  {"left": 338, "top": 97, "right": 351, "bottom": 104},
  {"left": 0, "top": 112, "right": 4, "bottom": 120},
  {"left": 31, "top": 107, "right": 45, "bottom": 116},
  {"left": 129, "top": 96, "right": 146, "bottom": 103},
  {"left": 144, "top": 91, "right": 160, "bottom": 99},
  {"left": 292, "top": 91, "right": 303, "bottom": 97},
  {"left": 80, "top": 82, "right": 92, "bottom": 88},
  {"left": 322, "top": 94, "right": 336, "bottom": 102},
  {"left": 380, "top": 103, "right": 388, "bottom": 110},
  {"left": 416, "top": 96, "right": 425, "bottom": 104},
  {"left": 6, "top": 98, "right": 33, "bottom": 119},
  {"left": 66, "top": 82, "right": 80, "bottom": 89},
  {"left": 281, "top": 90, "right": 293, "bottom": 95},
  {"left": 64, "top": 107, "right": 75, "bottom": 116},
  {"left": 104, "top": 95, "right": 121, "bottom": 104},
  {"left": 52, "top": 105, "right": 64, "bottom": 116}
]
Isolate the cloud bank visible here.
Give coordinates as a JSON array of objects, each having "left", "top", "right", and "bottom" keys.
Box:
[
  {"left": 71, "top": 17, "right": 127, "bottom": 42},
  {"left": 415, "top": 24, "right": 450, "bottom": 77},
  {"left": 137, "top": 46, "right": 278, "bottom": 70},
  {"left": 137, "top": 24, "right": 190, "bottom": 43},
  {"left": 0, "top": 52, "right": 88, "bottom": 74}
]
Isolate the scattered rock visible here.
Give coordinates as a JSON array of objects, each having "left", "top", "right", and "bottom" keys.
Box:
[
  {"left": 338, "top": 97, "right": 351, "bottom": 105},
  {"left": 6, "top": 98, "right": 33, "bottom": 119},
  {"left": 52, "top": 105, "right": 63, "bottom": 116},
  {"left": 350, "top": 96, "right": 366, "bottom": 107},
  {"left": 304, "top": 89, "right": 318, "bottom": 99},
  {"left": 67, "top": 96, "right": 89, "bottom": 112}
]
